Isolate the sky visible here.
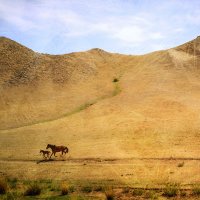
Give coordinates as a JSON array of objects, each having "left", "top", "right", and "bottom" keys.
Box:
[{"left": 0, "top": 0, "right": 200, "bottom": 55}]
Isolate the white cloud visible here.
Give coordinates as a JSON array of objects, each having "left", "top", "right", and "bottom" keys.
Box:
[{"left": 0, "top": 0, "right": 200, "bottom": 54}]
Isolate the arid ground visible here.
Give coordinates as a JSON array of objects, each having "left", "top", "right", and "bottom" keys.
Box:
[{"left": 0, "top": 36, "right": 200, "bottom": 199}]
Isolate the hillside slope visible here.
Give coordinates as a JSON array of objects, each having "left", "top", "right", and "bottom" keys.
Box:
[
  {"left": 0, "top": 36, "right": 200, "bottom": 160},
  {"left": 0, "top": 37, "right": 137, "bottom": 129}
]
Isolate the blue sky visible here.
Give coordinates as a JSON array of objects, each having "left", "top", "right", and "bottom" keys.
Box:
[{"left": 0, "top": 0, "right": 200, "bottom": 55}]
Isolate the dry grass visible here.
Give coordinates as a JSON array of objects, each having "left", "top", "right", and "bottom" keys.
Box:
[
  {"left": 162, "top": 183, "right": 179, "bottom": 197},
  {"left": 24, "top": 183, "right": 41, "bottom": 196},
  {"left": 192, "top": 185, "right": 200, "bottom": 196},
  {"left": 0, "top": 37, "right": 200, "bottom": 200},
  {"left": 0, "top": 180, "right": 7, "bottom": 194},
  {"left": 105, "top": 189, "right": 114, "bottom": 200}
]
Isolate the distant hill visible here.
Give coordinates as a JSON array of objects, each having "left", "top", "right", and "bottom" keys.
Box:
[
  {"left": 1, "top": 36, "right": 200, "bottom": 160},
  {"left": 0, "top": 36, "right": 200, "bottom": 131}
]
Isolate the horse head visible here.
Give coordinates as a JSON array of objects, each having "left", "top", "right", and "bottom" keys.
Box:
[
  {"left": 46, "top": 144, "right": 50, "bottom": 149},
  {"left": 64, "top": 146, "right": 69, "bottom": 153}
]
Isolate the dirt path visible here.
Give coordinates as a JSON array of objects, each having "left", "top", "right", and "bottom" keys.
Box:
[{"left": 0, "top": 157, "right": 200, "bottom": 188}]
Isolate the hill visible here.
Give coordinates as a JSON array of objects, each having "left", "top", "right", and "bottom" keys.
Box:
[{"left": 0, "top": 36, "right": 200, "bottom": 161}]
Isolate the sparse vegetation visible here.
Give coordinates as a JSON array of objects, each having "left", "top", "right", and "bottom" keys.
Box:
[
  {"left": 177, "top": 162, "right": 184, "bottom": 167},
  {"left": 113, "top": 78, "right": 119, "bottom": 82},
  {"left": 145, "top": 190, "right": 158, "bottom": 199},
  {"left": 112, "top": 83, "right": 121, "bottom": 96},
  {"left": 163, "top": 183, "right": 179, "bottom": 197},
  {"left": 68, "top": 185, "right": 75, "bottom": 193},
  {"left": 61, "top": 183, "right": 69, "bottom": 195},
  {"left": 24, "top": 183, "right": 41, "bottom": 196},
  {"left": 7, "top": 178, "right": 18, "bottom": 189},
  {"left": 122, "top": 187, "right": 130, "bottom": 193},
  {"left": 0, "top": 180, "right": 7, "bottom": 194},
  {"left": 81, "top": 185, "right": 92, "bottom": 193},
  {"left": 93, "top": 185, "right": 103, "bottom": 192},
  {"left": 192, "top": 185, "right": 200, "bottom": 196},
  {"left": 180, "top": 190, "right": 187, "bottom": 197},
  {"left": 0, "top": 178, "right": 200, "bottom": 199},
  {"left": 105, "top": 189, "right": 114, "bottom": 200},
  {"left": 132, "top": 188, "right": 144, "bottom": 196}
]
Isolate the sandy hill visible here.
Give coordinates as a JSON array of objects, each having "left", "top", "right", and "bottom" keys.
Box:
[{"left": 0, "top": 36, "right": 200, "bottom": 160}]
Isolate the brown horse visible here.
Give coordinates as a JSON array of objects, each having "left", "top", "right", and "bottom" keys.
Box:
[
  {"left": 40, "top": 150, "right": 51, "bottom": 159},
  {"left": 46, "top": 144, "right": 69, "bottom": 158}
]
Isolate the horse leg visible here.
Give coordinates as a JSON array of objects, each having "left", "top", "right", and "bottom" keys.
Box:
[
  {"left": 49, "top": 152, "right": 53, "bottom": 159},
  {"left": 54, "top": 152, "right": 57, "bottom": 157}
]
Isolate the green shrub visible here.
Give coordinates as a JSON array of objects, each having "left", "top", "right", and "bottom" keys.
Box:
[
  {"left": 0, "top": 180, "right": 7, "bottom": 194},
  {"left": 180, "top": 190, "right": 187, "bottom": 197},
  {"left": 192, "top": 185, "right": 200, "bottom": 196},
  {"left": 145, "top": 190, "right": 158, "bottom": 199},
  {"left": 163, "top": 183, "right": 179, "bottom": 197},
  {"left": 68, "top": 185, "right": 75, "bottom": 193},
  {"left": 81, "top": 185, "right": 92, "bottom": 193},
  {"left": 93, "top": 185, "right": 103, "bottom": 192},
  {"left": 105, "top": 189, "right": 114, "bottom": 200},
  {"left": 61, "top": 186, "right": 68, "bottom": 195},
  {"left": 122, "top": 187, "right": 130, "bottom": 193},
  {"left": 132, "top": 188, "right": 144, "bottom": 196},
  {"left": 24, "top": 184, "right": 41, "bottom": 196},
  {"left": 7, "top": 178, "right": 18, "bottom": 189},
  {"left": 113, "top": 78, "right": 119, "bottom": 83}
]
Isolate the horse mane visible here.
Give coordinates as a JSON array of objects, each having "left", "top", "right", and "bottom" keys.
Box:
[{"left": 47, "top": 144, "right": 55, "bottom": 147}]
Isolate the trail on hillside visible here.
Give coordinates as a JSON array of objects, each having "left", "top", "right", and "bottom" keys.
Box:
[{"left": 0, "top": 80, "right": 121, "bottom": 131}]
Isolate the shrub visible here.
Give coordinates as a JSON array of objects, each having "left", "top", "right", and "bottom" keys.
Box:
[
  {"left": 68, "top": 185, "right": 75, "bottom": 193},
  {"left": 192, "top": 185, "right": 200, "bottom": 196},
  {"left": 113, "top": 78, "right": 119, "bottom": 83},
  {"left": 61, "top": 185, "right": 68, "bottom": 195},
  {"left": 93, "top": 185, "right": 103, "bottom": 192},
  {"left": 177, "top": 162, "right": 184, "bottom": 167},
  {"left": 132, "top": 188, "right": 144, "bottom": 196},
  {"left": 163, "top": 183, "right": 179, "bottom": 197},
  {"left": 81, "top": 185, "right": 92, "bottom": 193},
  {"left": 105, "top": 189, "right": 114, "bottom": 200},
  {"left": 24, "top": 184, "right": 41, "bottom": 196},
  {"left": 7, "top": 178, "right": 18, "bottom": 189},
  {"left": 145, "top": 190, "right": 158, "bottom": 199},
  {"left": 122, "top": 187, "right": 130, "bottom": 193},
  {"left": 0, "top": 180, "right": 7, "bottom": 194},
  {"left": 180, "top": 190, "right": 187, "bottom": 197}
]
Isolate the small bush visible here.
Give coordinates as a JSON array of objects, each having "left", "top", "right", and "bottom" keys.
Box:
[
  {"left": 122, "top": 187, "right": 130, "bottom": 193},
  {"left": 105, "top": 189, "right": 114, "bottom": 200},
  {"left": 0, "top": 180, "right": 7, "bottom": 194},
  {"left": 113, "top": 78, "right": 119, "bottom": 83},
  {"left": 192, "top": 185, "right": 200, "bottom": 196},
  {"left": 145, "top": 190, "right": 158, "bottom": 199},
  {"left": 81, "top": 185, "right": 92, "bottom": 193},
  {"left": 177, "top": 162, "right": 184, "bottom": 167},
  {"left": 68, "top": 185, "right": 75, "bottom": 193},
  {"left": 163, "top": 183, "right": 179, "bottom": 197},
  {"left": 3, "top": 192, "right": 16, "bottom": 200},
  {"left": 24, "top": 184, "right": 41, "bottom": 196},
  {"left": 93, "top": 185, "right": 103, "bottom": 192},
  {"left": 61, "top": 186, "right": 68, "bottom": 195},
  {"left": 180, "top": 190, "right": 187, "bottom": 197},
  {"left": 7, "top": 178, "right": 18, "bottom": 189},
  {"left": 132, "top": 188, "right": 144, "bottom": 196}
]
